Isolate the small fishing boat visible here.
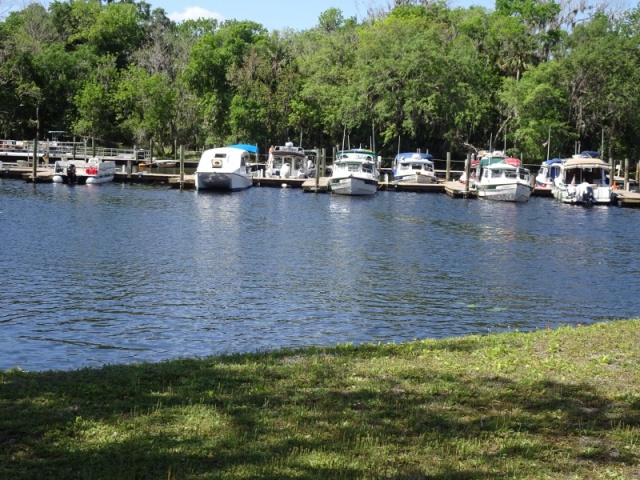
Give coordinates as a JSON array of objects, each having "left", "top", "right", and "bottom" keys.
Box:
[
  {"left": 329, "top": 149, "right": 379, "bottom": 196},
  {"left": 265, "top": 142, "right": 309, "bottom": 179},
  {"left": 195, "top": 144, "right": 257, "bottom": 191},
  {"left": 52, "top": 157, "right": 116, "bottom": 184},
  {"left": 552, "top": 154, "right": 612, "bottom": 205},
  {"left": 392, "top": 152, "right": 437, "bottom": 185},
  {"left": 475, "top": 161, "right": 533, "bottom": 202}
]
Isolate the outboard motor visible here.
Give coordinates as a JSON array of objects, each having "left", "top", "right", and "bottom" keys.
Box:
[
  {"left": 577, "top": 183, "right": 594, "bottom": 205},
  {"left": 66, "top": 164, "right": 77, "bottom": 184}
]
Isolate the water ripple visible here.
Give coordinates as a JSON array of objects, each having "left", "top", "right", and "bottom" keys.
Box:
[{"left": 1, "top": 181, "right": 639, "bottom": 371}]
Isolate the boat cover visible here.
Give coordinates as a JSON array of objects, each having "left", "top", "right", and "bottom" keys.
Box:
[{"left": 229, "top": 144, "right": 259, "bottom": 154}]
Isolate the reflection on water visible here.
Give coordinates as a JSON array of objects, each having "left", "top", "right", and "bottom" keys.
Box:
[{"left": 1, "top": 179, "right": 639, "bottom": 371}]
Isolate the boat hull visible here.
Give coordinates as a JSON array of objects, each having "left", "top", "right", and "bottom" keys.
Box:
[
  {"left": 52, "top": 159, "right": 115, "bottom": 185},
  {"left": 477, "top": 182, "right": 533, "bottom": 202},
  {"left": 195, "top": 171, "right": 252, "bottom": 191},
  {"left": 552, "top": 183, "right": 611, "bottom": 205},
  {"left": 393, "top": 173, "right": 437, "bottom": 185},
  {"left": 329, "top": 176, "right": 378, "bottom": 196}
]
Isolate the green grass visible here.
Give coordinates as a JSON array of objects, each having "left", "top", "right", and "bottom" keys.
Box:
[{"left": 1, "top": 320, "right": 639, "bottom": 479}]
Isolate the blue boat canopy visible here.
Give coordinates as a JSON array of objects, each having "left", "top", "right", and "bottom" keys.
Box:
[
  {"left": 578, "top": 150, "right": 599, "bottom": 158},
  {"left": 544, "top": 158, "right": 563, "bottom": 165},
  {"left": 228, "top": 144, "right": 259, "bottom": 154}
]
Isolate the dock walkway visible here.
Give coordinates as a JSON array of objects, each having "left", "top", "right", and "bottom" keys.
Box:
[{"left": 2, "top": 165, "right": 637, "bottom": 206}]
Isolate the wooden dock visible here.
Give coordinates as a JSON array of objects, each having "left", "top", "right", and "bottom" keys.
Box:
[
  {"left": 3, "top": 165, "right": 639, "bottom": 207},
  {"left": 444, "top": 181, "right": 477, "bottom": 198},
  {"left": 612, "top": 190, "right": 640, "bottom": 207}
]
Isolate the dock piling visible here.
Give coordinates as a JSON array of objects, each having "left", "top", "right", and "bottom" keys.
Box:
[
  {"left": 31, "top": 138, "right": 37, "bottom": 182},
  {"left": 463, "top": 153, "right": 471, "bottom": 198},
  {"left": 180, "top": 145, "right": 185, "bottom": 190}
]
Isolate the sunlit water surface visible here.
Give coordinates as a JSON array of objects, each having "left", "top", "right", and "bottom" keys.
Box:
[{"left": 1, "top": 179, "right": 638, "bottom": 371}]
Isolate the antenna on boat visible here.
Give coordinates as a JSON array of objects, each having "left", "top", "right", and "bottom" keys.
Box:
[
  {"left": 342, "top": 126, "right": 346, "bottom": 152},
  {"left": 299, "top": 128, "right": 303, "bottom": 148},
  {"left": 546, "top": 126, "right": 551, "bottom": 161}
]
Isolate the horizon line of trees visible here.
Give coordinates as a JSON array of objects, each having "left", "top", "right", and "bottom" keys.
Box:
[{"left": 1, "top": 0, "right": 639, "bottom": 163}]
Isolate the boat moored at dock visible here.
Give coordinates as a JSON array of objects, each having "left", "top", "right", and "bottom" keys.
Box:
[
  {"left": 552, "top": 155, "right": 612, "bottom": 205},
  {"left": 266, "top": 143, "right": 309, "bottom": 179},
  {"left": 329, "top": 149, "right": 380, "bottom": 196},
  {"left": 392, "top": 152, "right": 438, "bottom": 185},
  {"left": 475, "top": 161, "right": 533, "bottom": 202},
  {"left": 195, "top": 144, "right": 257, "bottom": 191},
  {"left": 52, "top": 157, "right": 116, "bottom": 184}
]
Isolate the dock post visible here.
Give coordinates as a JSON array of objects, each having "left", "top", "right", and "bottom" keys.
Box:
[
  {"left": 446, "top": 152, "right": 451, "bottom": 181},
  {"left": 150, "top": 139, "right": 154, "bottom": 163},
  {"left": 609, "top": 157, "right": 614, "bottom": 186},
  {"left": 463, "top": 153, "right": 471, "bottom": 198},
  {"left": 31, "top": 138, "right": 38, "bottom": 182},
  {"left": 624, "top": 158, "right": 629, "bottom": 191},
  {"left": 127, "top": 160, "right": 132, "bottom": 179},
  {"left": 179, "top": 145, "right": 184, "bottom": 190},
  {"left": 315, "top": 149, "right": 320, "bottom": 193}
]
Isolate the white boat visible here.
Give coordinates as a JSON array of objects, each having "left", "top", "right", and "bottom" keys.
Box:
[
  {"left": 535, "top": 158, "right": 563, "bottom": 187},
  {"left": 195, "top": 144, "right": 257, "bottom": 192},
  {"left": 52, "top": 157, "right": 116, "bottom": 184},
  {"left": 392, "top": 152, "right": 437, "bottom": 184},
  {"left": 266, "top": 142, "right": 309, "bottom": 179},
  {"left": 329, "top": 149, "right": 379, "bottom": 196},
  {"left": 475, "top": 161, "right": 533, "bottom": 202},
  {"left": 552, "top": 155, "right": 612, "bottom": 205}
]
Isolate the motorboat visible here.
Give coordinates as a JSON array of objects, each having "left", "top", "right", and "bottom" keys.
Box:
[
  {"left": 392, "top": 152, "right": 437, "bottom": 184},
  {"left": 265, "top": 142, "right": 309, "bottom": 179},
  {"left": 329, "top": 148, "right": 379, "bottom": 196},
  {"left": 535, "top": 158, "right": 563, "bottom": 187},
  {"left": 195, "top": 144, "right": 257, "bottom": 191},
  {"left": 460, "top": 151, "right": 516, "bottom": 186},
  {"left": 475, "top": 161, "right": 533, "bottom": 202},
  {"left": 52, "top": 157, "right": 116, "bottom": 184},
  {"left": 552, "top": 155, "right": 612, "bottom": 205}
]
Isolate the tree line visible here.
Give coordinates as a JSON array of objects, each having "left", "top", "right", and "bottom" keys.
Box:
[{"left": 1, "top": 0, "right": 639, "bottom": 163}]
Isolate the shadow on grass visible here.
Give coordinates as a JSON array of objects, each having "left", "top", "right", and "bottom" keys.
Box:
[{"left": 1, "top": 345, "right": 638, "bottom": 479}]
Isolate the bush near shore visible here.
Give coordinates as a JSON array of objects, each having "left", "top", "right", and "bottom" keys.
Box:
[{"left": 1, "top": 320, "right": 639, "bottom": 479}]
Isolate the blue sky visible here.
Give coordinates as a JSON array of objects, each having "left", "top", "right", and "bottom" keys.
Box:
[{"left": 159, "top": 0, "right": 494, "bottom": 31}]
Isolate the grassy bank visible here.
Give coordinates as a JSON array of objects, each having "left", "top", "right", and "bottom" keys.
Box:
[{"left": 1, "top": 320, "right": 639, "bottom": 479}]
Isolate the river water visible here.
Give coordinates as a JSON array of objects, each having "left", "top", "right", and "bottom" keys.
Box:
[{"left": 1, "top": 179, "right": 638, "bottom": 371}]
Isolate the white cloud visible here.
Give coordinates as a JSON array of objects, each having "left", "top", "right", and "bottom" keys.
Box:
[{"left": 168, "top": 6, "right": 224, "bottom": 23}]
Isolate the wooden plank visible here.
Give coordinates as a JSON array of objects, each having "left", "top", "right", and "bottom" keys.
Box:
[
  {"left": 302, "top": 177, "right": 330, "bottom": 192},
  {"left": 612, "top": 191, "right": 640, "bottom": 207},
  {"left": 443, "top": 181, "right": 476, "bottom": 198}
]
